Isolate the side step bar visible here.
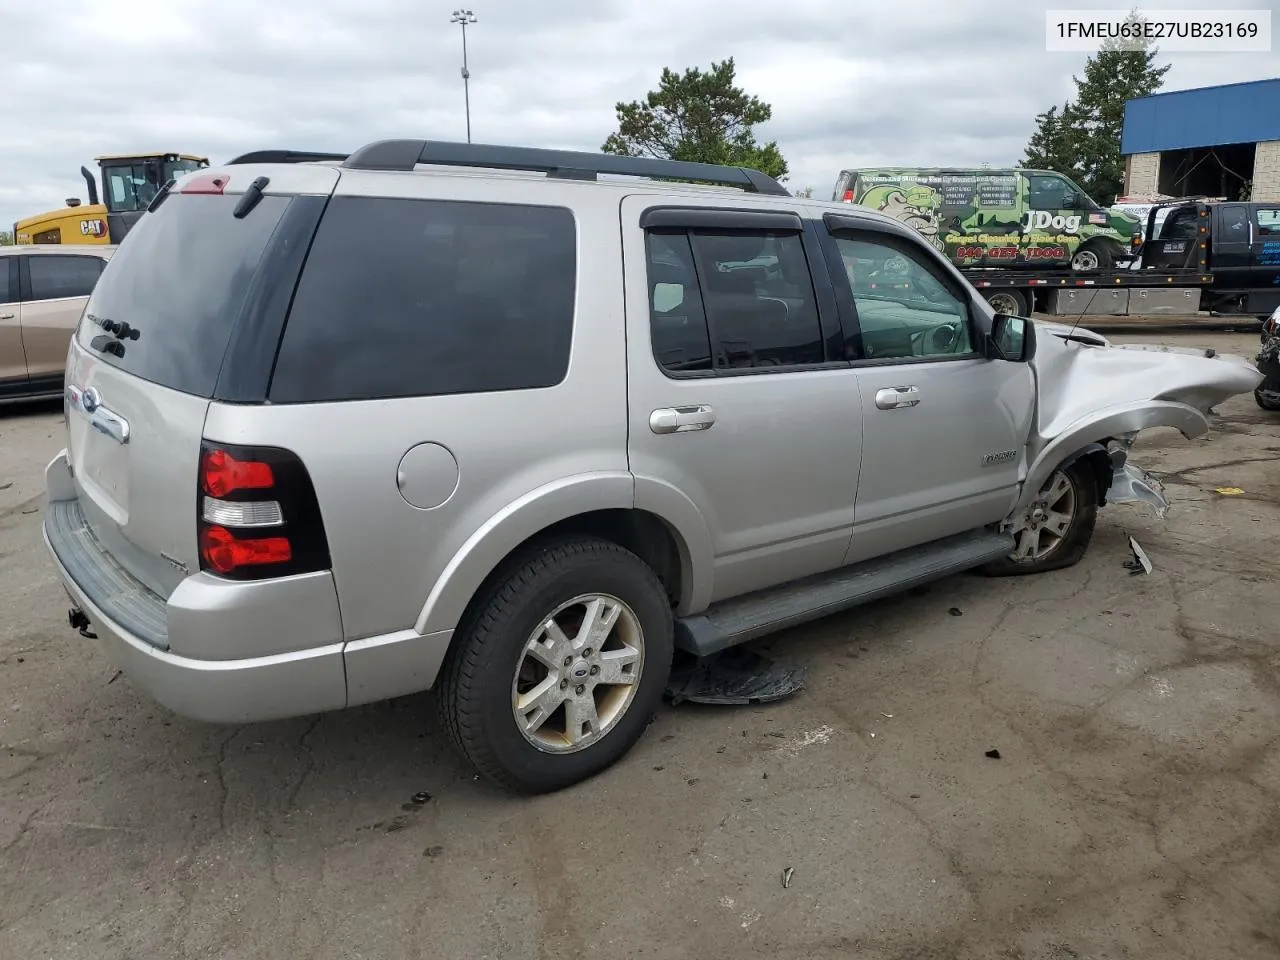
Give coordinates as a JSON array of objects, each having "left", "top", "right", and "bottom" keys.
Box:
[{"left": 674, "top": 529, "right": 1014, "bottom": 657}]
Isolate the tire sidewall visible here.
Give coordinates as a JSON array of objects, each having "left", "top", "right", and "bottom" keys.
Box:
[
  {"left": 998, "top": 462, "right": 1099, "bottom": 574},
  {"left": 469, "top": 544, "right": 673, "bottom": 791}
]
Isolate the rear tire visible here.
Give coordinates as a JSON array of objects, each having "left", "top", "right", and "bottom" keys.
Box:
[
  {"left": 437, "top": 536, "right": 674, "bottom": 794},
  {"left": 982, "top": 288, "right": 1029, "bottom": 317},
  {"left": 982, "top": 461, "right": 1099, "bottom": 576}
]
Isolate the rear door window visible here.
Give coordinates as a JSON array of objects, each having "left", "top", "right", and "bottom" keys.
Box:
[
  {"left": 75, "top": 193, "right": 291, "bottom": 397},
  {"left": 268, "top": 197, "right": 577, "bottom": 403},
  {"left": 644, "top": 227, "right": 827, "bottom": 374},
  {"left": 0, "top": 259, "right": 15, "bottom": 304},
  {"left": 28, "top": 255, "right": 103, "bottom": 301}
]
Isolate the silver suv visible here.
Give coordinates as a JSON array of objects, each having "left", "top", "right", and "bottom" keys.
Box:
[{"left": 43, "top": 140, "right": 1262, "bottom": 793}]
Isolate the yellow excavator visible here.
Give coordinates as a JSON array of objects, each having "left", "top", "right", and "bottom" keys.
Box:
[{"left": 14, "top": 151, "right": 209, "bottom": 245}]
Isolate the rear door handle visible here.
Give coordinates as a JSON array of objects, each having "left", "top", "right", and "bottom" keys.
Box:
[
  {"left": 875, "top": 386, "right": 920, "bottom": 410},
  {"left": 650, "top": 404, "right": 716, "bottom": 434},
  {"left": 0, "top": 313, "right": 14, "bottom": 320}
]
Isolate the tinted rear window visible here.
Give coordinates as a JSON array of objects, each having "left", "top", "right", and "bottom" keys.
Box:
[
  {"left": 268, "top": 196, "right": 576, "bottom": 404},
  {"left": 76, "top": 194, "right": 290, "bottom": 397}
]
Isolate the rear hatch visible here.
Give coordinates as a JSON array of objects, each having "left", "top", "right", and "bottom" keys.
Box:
[{"left": 64, "top": 166, "right": 337, "bottom": 599}]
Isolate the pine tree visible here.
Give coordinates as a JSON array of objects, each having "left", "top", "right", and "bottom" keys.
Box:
[
  {"left": 1020, "top": 10, "right": 1170, "bottom": 203},
  {"left": 1071, "top": 13, "right": 1170, "bottom": 203},
  {"left": 1022, "top": 102, "right": 1081, "bottom": 179},
  {"left": 602, "top": 58, "right": 788, "bottom": 181}
]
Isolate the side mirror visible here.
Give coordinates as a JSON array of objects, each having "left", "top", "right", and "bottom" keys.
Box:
[{"left": 987, "top": 313, "right": 1033, "bottom": 362}]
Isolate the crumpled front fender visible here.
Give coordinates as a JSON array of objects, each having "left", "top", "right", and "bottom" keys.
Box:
[{"left": 1014, "top": 399, "right": 1208, "bottom": 514}]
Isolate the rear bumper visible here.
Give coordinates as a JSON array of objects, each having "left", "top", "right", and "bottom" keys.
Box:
[
  {"left": 42, "top": 449, "right": 347, "bottom": 723},
  {"left": 45, "top": 522, "right": 347, "bottom": 723},
  {"left": 42, "top": 449, "right": 455, "bottom": 723}
]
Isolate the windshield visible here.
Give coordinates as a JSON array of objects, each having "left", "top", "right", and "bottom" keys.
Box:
[
  {"left": 165, "top": 158, "right": 207, "bottom": 182},
  {"left": 103, "top": 158, "right": 208, "bottom": 213}
]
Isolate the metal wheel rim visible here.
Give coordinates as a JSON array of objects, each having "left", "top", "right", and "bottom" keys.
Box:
[
  {"left": 1072, "top": 249, "right": 1100, "bottom": 271},
  {"left": 510, "top": 593, "right": 645, "bottom": 754},
  {"left": 986, "top": 292, "right": 1021, "bottom": 315},
  {"left": 1011, "top": 470, "right": 1077, "bottom": 561}
]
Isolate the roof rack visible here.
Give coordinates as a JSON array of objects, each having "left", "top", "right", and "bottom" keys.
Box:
[
  {"left": 227, "top": 149, "right": 350, "bottom": 165},
  {"left": 337, "top": 139, "right": 791, "bottom": 196}
]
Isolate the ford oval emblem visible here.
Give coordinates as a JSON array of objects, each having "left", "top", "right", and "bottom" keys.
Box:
[{"left": 81, "top": 388, "right": 101, "bottom": 414}]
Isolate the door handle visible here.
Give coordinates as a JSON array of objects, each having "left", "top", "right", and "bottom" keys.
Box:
[
  {"left": 0, "top": 313, "right": 14, "bottom": 320},
  {"left": 650, "top": 404, "right": 716, "bottom": 435},
  {"left": 874, "top": 386, "right": 920, "bottom": 410}
]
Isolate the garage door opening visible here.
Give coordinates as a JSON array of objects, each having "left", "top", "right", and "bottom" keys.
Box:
[{"left": 1158, "top": 143, "right": 1255, "bottom": 201}]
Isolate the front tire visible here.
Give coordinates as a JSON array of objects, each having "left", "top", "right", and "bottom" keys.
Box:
[
  {"left": 438, "top": 536, "right": 674, "bottom": 794},
  {"left": 1071, "top": 243, "right": 1114, "bottom": 273},
  {"left": 983, "top": 461, "right": 1099, "bottom": 576}
]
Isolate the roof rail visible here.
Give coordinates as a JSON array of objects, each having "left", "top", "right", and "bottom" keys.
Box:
[
  {"left": 227, "top": 149, "right": 350, "bottom": 165},
  {"left": 341, "top": 139, "right": 791, "bottom": 196}
]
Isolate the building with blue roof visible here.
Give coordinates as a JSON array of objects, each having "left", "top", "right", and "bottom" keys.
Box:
[{"left": 1121, "top": 77, "right": 1280, "bottom": 202}]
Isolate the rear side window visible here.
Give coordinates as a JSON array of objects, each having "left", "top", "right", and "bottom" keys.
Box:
[
  {"left": 269, "top": 197, "right": 576, "bottom": 403},
  {"left": 645, "top": 227, "right": 826, "bottom": 373},
  {"left": 29, "top": 255, "right": 103, "bottom": 301},
  {"left": 76, "top": 194, "right": 291, "bottom": 397},
  {"left": 0, "top": 259, "right": 14, "bottom": 304}
]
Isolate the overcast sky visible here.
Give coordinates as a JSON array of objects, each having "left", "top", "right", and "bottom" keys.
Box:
[{"left": 2, "top": 0, "right": 1278, "bottom": 230}]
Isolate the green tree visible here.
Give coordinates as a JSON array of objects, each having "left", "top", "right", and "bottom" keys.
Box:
[
  {"left": 0, "top": 230, "right": 12, "bottom": 246},
  {"left": 1022, "top": 9, "right": 1170, "bottom": 203},
  {"left": 1022, "top": 102, "right": 1080, "bottom": 176},
  {"left": 793, "top": 186, "right": 813, "bottom": 198},
  {"left": 602, "top": 58, "right": 788, "bottom": 181}
]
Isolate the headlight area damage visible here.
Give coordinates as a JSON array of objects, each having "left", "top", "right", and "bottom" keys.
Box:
[{"left": 1011, "top": 322, "right": 1264, "bottom": 524}]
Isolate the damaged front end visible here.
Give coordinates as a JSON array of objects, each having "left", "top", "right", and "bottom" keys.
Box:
[
  {"left": 1105, "top": 436, "right": 1169, "bottom": 519},
  {"left": 1011, "top": 322, "right": 1264, "bottom": 521}
]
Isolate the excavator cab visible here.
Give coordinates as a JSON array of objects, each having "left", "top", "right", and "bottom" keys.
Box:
[{"left": 14, "top": 152, "right": 209, "bottom": 246}]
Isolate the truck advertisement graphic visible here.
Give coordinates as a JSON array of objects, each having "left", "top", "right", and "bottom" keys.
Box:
[{"left": 835, "top": 169, "right": 1139, "bottom": 272}]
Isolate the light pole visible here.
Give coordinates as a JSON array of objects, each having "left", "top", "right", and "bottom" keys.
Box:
[{"left": 450, "top": 9, "right": 477, "bottom": 143}]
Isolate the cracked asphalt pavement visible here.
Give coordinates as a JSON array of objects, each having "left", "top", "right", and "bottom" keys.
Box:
[{"left": 1, "top": 330, "right": 1278, "bottom": 959}]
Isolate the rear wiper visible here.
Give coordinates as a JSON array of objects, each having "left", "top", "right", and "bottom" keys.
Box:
[{"left": 234, "top": 176, "right": 270, "bottom": 219}]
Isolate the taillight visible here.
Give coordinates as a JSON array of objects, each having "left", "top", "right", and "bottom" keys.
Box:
[
  {"left": 843, "top": 190, "right": 854, "bottom": 203},
  {"left": 196, "top": 441, "right": 330, "bottom": 581},
  {"left": 201, "top": 448, "right": 274, "bottom": 497}
]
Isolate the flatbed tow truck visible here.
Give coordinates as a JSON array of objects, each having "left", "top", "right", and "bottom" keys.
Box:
[{"left": 948, "top": 199, "right": 1278, "bottom": 323}]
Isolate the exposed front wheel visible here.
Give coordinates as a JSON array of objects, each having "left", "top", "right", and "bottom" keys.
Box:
[
  {"left": 982, "top": 461, "right": 1099, "bottom": 576},
  {"left": 437, "top": 537, "right": 674, "bottom": 794},
  {"left": 1255, "top": 387, "right": 1280, "bottom": 411}
]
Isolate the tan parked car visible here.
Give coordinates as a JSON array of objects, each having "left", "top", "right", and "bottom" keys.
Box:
[{"left": 1, "top": 244, "right": 115, "bottom": 403}]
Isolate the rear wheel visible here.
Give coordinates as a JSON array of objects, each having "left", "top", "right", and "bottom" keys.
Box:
[
  {"left": 438, "top": 536, "right": 674, "bottom": 794},
  {"left": 982, "top": 289, "right": 1029, "bottom": 316},
  {"left": 983, "top": 461, "right": 1099, "bottom": 576}
]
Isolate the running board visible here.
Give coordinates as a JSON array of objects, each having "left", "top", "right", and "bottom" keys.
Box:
[{"left": 674, "top": 529, "right": 1014, "bottom": 657}]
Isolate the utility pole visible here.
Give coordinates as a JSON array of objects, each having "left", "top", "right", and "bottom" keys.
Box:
[{"left": 450, "top": 9, "right": 477, "bottom": 143}]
